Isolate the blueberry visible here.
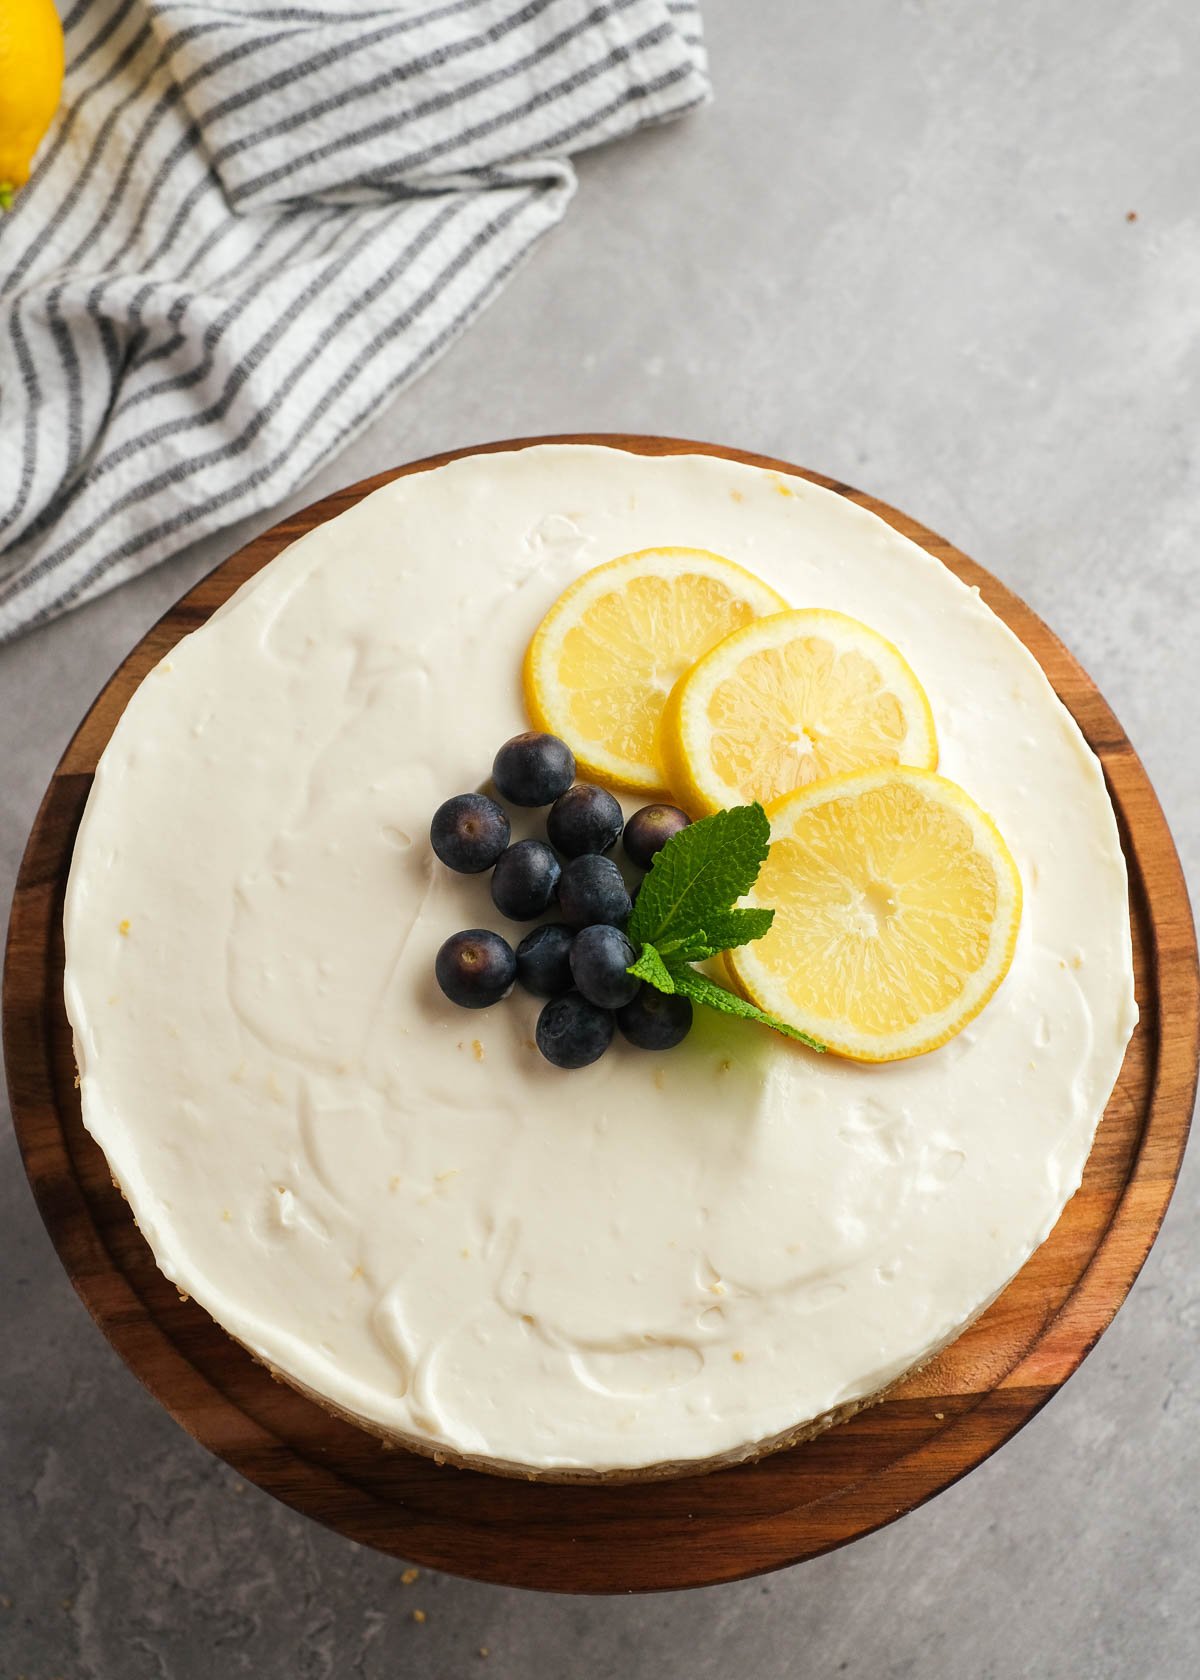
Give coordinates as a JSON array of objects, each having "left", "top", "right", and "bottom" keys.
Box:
[
  {"left": 569, "top": 925, "right": 639, "bottom": 1010},
  {"left": 435, "top": 929, "right": 516, "bottom": 1009},
  {"left": 492, "top": 732, "right": 576, "bottom": 807},
  {"left": 491, "top": 839, "right": 561, "bottom": 920},
  {"left": 616, "top": 985, "right": 694, "bottom": 1049},
  {"left": 623, "top": 804, "right": 691, "bottom": 870},
  {"left": 535, "top": 991, "right": 615, "bottom": 1069},
  {"left": 546, "top": 783, "right": 624, "bottom": 858},
  {"left": 557, "top": 854, "right": 632, "bottom": 930},
  {"left": 430, "top": 792, "right": 511, "bottom": 873},
  {"left": 515, "top": 923, "right": 575, "bottom": 998}
]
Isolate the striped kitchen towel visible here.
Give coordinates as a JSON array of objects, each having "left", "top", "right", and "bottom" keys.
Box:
[{"left": 0, "top": 0, "right": 708, "bottom": 642}]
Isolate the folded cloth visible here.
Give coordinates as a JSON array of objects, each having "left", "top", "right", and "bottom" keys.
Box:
[{"left": 0, "top": 0, "right": 708, "bottom": 642}]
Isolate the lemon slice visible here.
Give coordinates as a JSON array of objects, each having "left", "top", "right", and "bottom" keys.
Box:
[
  {"left": 661, "top": 608, "right": 937, "bottom": 814},
  {"left": 728, "top": 768, "right": 1022, "bottom": 1062},
  {"left": 524, "top": 549, "right": 786, "bottom": 792}
]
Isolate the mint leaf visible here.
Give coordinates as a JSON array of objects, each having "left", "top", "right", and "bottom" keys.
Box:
[
  {"left": 626, "top": 804, "right": 771, "bottom": 952},
  {"left": 666, "top": 964, "right": 826, "bottom": 1052},
  {"left": 670, "top": 907, "right": 776, "bottom": 963},
  {"left": 626, "top": 943, "right": 678, "bottom": 992},
  {"left": 621, "top": 806, "right": 820, "bottom": 1051}
]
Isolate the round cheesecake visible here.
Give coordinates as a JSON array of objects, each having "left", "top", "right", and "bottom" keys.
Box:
[{"left": 63, "top": 445, "right": 1138, "bottom": 1479}]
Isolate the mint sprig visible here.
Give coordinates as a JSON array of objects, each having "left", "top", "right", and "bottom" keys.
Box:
[
  {"left": 626, "top": 941, "right": 679, "bottom": 992},
  {"left": 626, "top": 801, "right": 770, "bottom": 952},
  {"left": 659, "top": 964, "right": 825, "bottom": 1048},
  {"left": 668, "top": 907, "right": 776, "bottom": 964},
  {"left": 625, "top": 803, "right": 825, "bottom": 1053}
]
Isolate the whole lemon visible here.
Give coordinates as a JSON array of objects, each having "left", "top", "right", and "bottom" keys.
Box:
[{"left": 0, "top": 0, "right": 65, "bottom": 211}]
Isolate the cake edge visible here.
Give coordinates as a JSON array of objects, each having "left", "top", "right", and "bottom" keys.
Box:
[{"left": 106, "top": 1151, "right": 1010, "bottom": 1484}]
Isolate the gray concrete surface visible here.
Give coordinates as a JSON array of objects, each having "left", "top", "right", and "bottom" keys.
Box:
[{"left": 3, "top": 1, "right": 1198, "bottom": 1675}]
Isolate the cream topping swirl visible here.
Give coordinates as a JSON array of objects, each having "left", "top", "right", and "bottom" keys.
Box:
[{"left": 63, "top": 446, "right": 1137, "bottom": 1472}]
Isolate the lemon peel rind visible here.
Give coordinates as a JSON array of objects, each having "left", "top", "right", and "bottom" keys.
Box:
[{"left": 0, "top": 0, "right": 65, "bottom": 201}]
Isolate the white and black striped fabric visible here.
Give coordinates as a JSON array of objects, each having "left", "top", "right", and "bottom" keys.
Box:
[{"left": 0, "top": 0, "right": 708, "bottom": 641}]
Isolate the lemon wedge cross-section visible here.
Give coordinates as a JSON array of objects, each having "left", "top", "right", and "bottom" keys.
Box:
[
  {"left": 524, "top": 549, "right": 787, "bottom": 793},
  {"left": 661, "top": 608, "right": 938, "bottom": 814},
  {"left": 727, "top": 768, "right": 1022, "bottom": 1062}
]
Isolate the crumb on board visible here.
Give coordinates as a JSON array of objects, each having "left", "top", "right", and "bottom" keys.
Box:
[
  {"left": 118, "top": 919, "right": 130, "bottom": 936},
  {"left": 479, "top": 1647, "right": 490, "bottom": 1659},
  {"left": 412, "top": 1608, "right": 426, "bottom": 1624},
  {"left": 934, "top": 1411, "right": 945, "bottom": 1420},
  {"left": 472, "top": 1039, "right": 484, "bottom": 1061},
  {"left": 1126, "top": 209, "right": 1138, "bottom": 222},
  {"left": 401, "top": 1567, "right": 420, "bottom": 1585},
  {"left": 732, "top": 1350, "right": 745, "bottom": 1363}
]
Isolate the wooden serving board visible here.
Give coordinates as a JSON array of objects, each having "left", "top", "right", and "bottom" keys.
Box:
[{"left": 5, "top": 436, "right": 1198, "bottom": 1594}]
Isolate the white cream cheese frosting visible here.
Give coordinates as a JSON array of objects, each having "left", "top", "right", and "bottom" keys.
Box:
[{"left": 63, "top": 445, "right": 1138, "bottom": 1475}]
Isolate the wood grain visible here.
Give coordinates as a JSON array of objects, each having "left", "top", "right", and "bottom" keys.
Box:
[{"left": 5, "top": 435, "right": 1197, "bottom": 1593}]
